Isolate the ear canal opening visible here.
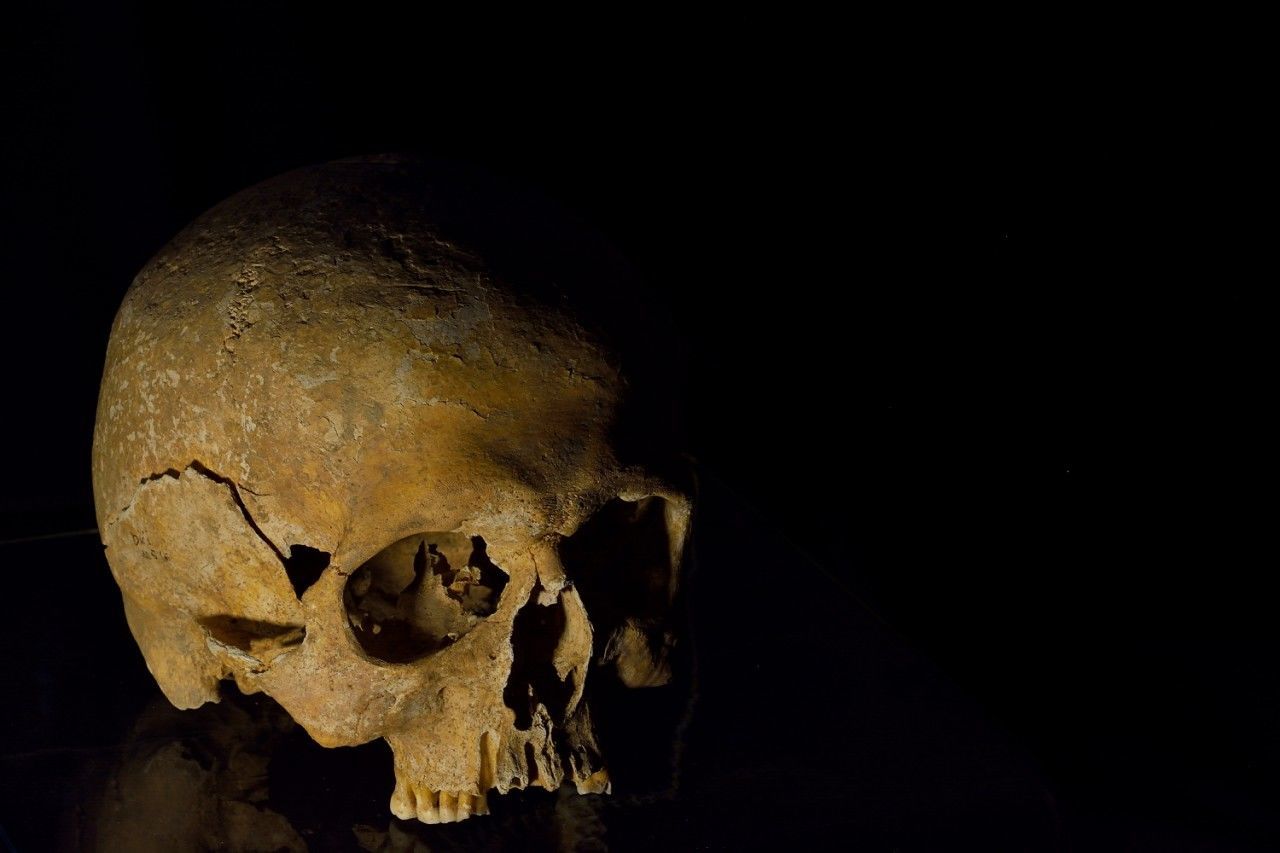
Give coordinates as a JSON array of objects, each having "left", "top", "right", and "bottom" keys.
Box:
[{"left": 344, "top": 532, "right": 507, "bottom": 664}]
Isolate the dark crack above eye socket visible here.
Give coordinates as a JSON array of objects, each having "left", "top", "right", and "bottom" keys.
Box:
[{"left": 344, "top": 532, "right": 508, "bottom": 664}]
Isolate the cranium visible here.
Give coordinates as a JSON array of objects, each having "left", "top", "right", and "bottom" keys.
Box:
[{"left": 92, "top": 156, "right": 692, "bottom": 824}]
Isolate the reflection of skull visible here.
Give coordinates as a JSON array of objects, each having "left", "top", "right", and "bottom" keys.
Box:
[{"left": 92, "top": 157, "right": 692, "bottom": 824}]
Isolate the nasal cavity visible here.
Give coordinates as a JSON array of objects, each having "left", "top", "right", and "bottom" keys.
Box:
[
  {"left": 283, "top": 544, "right": 331, "bottom": 598},
  {"left": 502, "top": 584, "right": 571, "bottom": 730}
]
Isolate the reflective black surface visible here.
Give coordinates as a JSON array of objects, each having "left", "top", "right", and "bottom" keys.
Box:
[{"left": 2, "top": 16, "right": 1273, "bottom": 845}]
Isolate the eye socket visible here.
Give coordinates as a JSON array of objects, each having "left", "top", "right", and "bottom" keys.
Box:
[
  {"left": 343, "top": 533, "right": 508, "bottom": 663},
  {"left": 559, "top": 496, "right": 678, "bottom": 656}
]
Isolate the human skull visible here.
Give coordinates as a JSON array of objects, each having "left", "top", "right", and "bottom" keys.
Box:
[{"left": 92, "top": 156, "right": 692, "bottom": 824}]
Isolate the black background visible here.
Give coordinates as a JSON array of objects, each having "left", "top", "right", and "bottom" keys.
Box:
[{"left": 2, "top": 5, "right": 1273, "bottom": 850}]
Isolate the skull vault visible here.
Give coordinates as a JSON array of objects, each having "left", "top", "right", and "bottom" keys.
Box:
[{"left": 92, "top": 156, "right": 693, "bottom": 824}]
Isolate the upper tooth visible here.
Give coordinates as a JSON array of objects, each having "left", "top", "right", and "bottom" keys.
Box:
[
  {"left": 389, "top": 779, "right": 416, "bottom": 820},
  {"left": 456, "top": 793, "right": 474, "bottom": 819},
  {"left": 438, "top": 791, "right": 458, "bottom": 822},
  {"left": 415, "top": 787, "right": 440, "bottom": 824}
]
